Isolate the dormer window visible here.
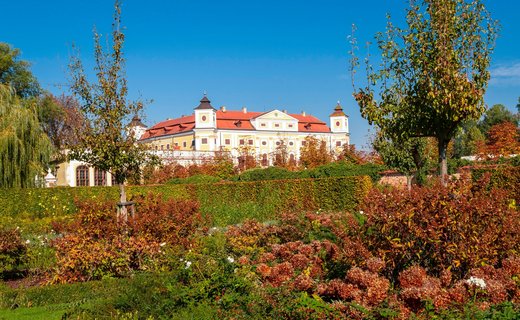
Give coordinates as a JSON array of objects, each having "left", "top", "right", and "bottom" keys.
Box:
[
  {"left": 304, "top": 123, "right": 312, "bottom": 130},
  {"left": 235, "top": 120, "right": 242, "bottom": 127}
]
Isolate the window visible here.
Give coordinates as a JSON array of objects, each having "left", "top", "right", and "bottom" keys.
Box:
[
  {"left": 155, "top": 146, "right": 158, "bottom": 151},
  {"left": 161, "top": 145, "right": 164, "bottom": 150},
  {"left": 302, "top": 141, "right": 307, "bottom": 146},
  {"left": 225, "top": 139, "right": 231, "bottom": 145},
  {"left": 94, "top": 168, "right": 106, "bottom": 186},
  {"left": 274, "top": 123, "right": 280, "bottom": 128},
  {"left": 239, "top": 139, "right": 245, "bottom": 145},
  {"left": 166, "top": 144, "right": 170, "bottom": 150},
  {"left": 202, "top": 115, "right": 207, "bottom": 121},
  {"left": 288, "top": 124, "right": 293, "bottom": 128},
  {"left": 183, "top": 141, "right": 187, "bottom": 148},
  {"left": 336, "top": 141, "right": 342, "bottom": 147},
  {"left": 248, "top": 139, "right": 254, "bottom": 145},
  {"left": 76, "top": 166, "right": 89, "bottom": 186},
  {"left": 261, "top": 154, "right": 268, "bottom": 166},
  {"left": 276, "top": 141, "right": 280, "bottom": 146},
  {"left": 336, "top": 121, "right": 340, "bottom": 127},
  {"left": 289, "top": 141, "right": 294, "bottom": 146},
  {"left": 201, "top": 138, "right": 208, "bottom": 144},
  {"left": 290, "top": 154, "right": 295, "bottom": 162},
  {"left": 261, "top": 141, "right": 267, "bottom": 146},
  {"left": 260, "top": 123, "right": 266, "bottom": 127}
]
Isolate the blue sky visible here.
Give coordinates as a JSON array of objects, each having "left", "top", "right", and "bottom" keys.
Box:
[{"left": 2, "top": 0, "right": 519, "bottom": 148}]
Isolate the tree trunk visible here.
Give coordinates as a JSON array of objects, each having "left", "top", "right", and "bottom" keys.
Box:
[
  {"left": 119, "top": 182, "right": 128, "bottom": 222},
  {"left": 438, "top": 138, "right": 449, "bottom": 186},
  {"left": 406, "top": 175, "right": 412, "bottom": 191}
]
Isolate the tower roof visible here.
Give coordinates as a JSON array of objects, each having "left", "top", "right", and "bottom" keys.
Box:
[
  {"left": 128, "top": 114, "right": 147, "bottom": 128},
  {"left": 194, "top": 94, "right": 216, "bottom": 110},
  {"left": 329, "top": 101, "right": 347, "bottom": 117}
]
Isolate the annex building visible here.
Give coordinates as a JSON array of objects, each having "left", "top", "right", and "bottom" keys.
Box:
[{"left": 137, "top": 95, "right": 350, "bottom": 166}]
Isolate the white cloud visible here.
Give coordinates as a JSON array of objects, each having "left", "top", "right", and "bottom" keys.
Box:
[{"left": 490, "top": 62, "right": 520, "bottom": 86}]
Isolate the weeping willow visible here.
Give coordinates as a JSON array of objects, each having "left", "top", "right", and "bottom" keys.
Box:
[{"left": 0, "top": 84, "right": 51, "bottom": 187}]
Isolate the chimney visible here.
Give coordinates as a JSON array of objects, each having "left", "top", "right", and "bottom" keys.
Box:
[
  {"left": 242, "top": 107, "right": 247, "bottom": 114},
  {"left": 282, "top": 109, "right": 287, "bottom": 114},
  {"left": 220, "top": 106, "right": 226, "bottom": 112},
  {"left": 302, "top": 111, "right": 306, "bottom": 117}
]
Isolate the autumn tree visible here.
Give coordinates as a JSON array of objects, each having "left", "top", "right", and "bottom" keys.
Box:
[
  {"left": 479, "top": 121, "right": 519, "bottom": 160},
  {"left": 351, "top": 0, "right": 498, "bottom": 185},
  {"left": 299, "top": 136, "right": 332, "bottom": 169},
  {"left": 69, "top": 1, "right": 154, "bottom": 219},
  {"left": 37, "top": 94, "right": 85, "bottom": 164},
  {"left": 0, "top": 84, "right": 51, "bottom": 187},
  {"left": 337, "top": 144, "right": 365, "bottom": 164},
  {"left": 236, "top": 144, "right": 257, "bottom": 171}
]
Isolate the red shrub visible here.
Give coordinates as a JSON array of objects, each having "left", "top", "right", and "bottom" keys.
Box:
[
  {"left": 361, "top": 177, "right": 520, "bottom": 279},
  {"left": 51, "top": 194, "right": 206, "bottom": 283}
]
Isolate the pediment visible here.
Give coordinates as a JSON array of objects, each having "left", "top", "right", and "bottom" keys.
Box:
[{"left": 254, "top": 109, "right": 298, "bottom": 121}]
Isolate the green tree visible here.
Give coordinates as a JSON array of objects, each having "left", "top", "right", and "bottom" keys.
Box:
[
  {"left": 69, "top": 1, "right": 154, "bottom": 219},
  {"left": 0, "top": 84, "right": 51, "bottom": 187},
  {"left": 352, "top": 0, "right": 498, "bottom": 185},
  {"left": 452, "top": 120, "right": 485, "bottom": 157},
  {"left": 374, "top": 134, "right": 428, "bottom": 190},
  {"left": 478, "top": 104, "right": 518, "bottom": 136},
  {"left": 0, "top": 43, "right": 41, "bottom": 99}
]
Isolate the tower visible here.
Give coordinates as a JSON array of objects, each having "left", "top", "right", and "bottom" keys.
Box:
[
  {"left": 127, "top": 114, "right": 147, "bottom": 140},
  {"left": 329, "top": 101, "right": 349, "bottom": 133},
  {"left": 194, "top": 94, "right": 217, "bottom": 129}
]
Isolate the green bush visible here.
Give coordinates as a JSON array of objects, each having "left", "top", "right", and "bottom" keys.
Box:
[
  {"left": 233, "top": 162, "right": 385, "bottom": 183},
  {"left": 167, "top": 174, "right": 222, "bottom": 185},
  {"left": 233, "top": 167, "right": 301, "bottom": 182}
]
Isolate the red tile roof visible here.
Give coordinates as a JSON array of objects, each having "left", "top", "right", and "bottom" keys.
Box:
[{"left": 140, "top": 110, "right": 331, "bottom": 140}]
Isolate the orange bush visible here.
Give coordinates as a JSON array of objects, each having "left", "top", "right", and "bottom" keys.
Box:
[
  {"left": 360, "top": 176, "right": 520, "bottom": 279},
  {"left": 51, "top": 194, "right": 206, "bottom": 283}
]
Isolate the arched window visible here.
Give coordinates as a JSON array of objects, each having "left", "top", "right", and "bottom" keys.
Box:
[
  {"left": 261, "top": 153, "right": 268, "bottom": 167},
  {"left": 76, "top": 166, "right": 90, "bottom": 186},
  {"left": 94, "top": 168, "right": 106, "bottom": 186}
]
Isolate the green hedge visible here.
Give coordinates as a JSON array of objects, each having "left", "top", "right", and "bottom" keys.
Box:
[
  {"left": 234, "top": 162, "right": 385, "bottom": 183},
  {"left": 0, "top": 176, "right": 372, "bottom": 227}
]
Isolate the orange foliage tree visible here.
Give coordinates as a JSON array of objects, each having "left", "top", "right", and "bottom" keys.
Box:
[
  {"left": 479, "top": 121, "right": 519, "bottom": 160},
  {"left": 299, "top": 136, "right": 332, "bottom": 169}
]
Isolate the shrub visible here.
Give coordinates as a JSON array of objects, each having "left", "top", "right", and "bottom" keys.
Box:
[
  {"left": 360, "top": 177, "right": 520, "bottom": 280},
  {"left": 233, "top": 167, "right": 300, "bottom": 182},
  {"left": 472, "top": 165, "right": 520, "bottom": 202},
  {"left": 167, "top": 174, "right": 222, "bottom": 185},
  {"left": 0, "top": 228, "right": 27, "bottom": 278},
  {"left": 51, "top": 194, "right": 205, "bottom": 283}
]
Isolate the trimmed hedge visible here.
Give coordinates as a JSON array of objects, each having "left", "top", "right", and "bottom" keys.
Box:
[
  {"left": 0, "top": 176, "right": 372, "bottom": 227},
  {"left": 233, "top": 162, "right": 385, "bottom": 183}
]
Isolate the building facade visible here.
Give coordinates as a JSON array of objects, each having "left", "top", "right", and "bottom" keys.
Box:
[{"left": 138, "top": 95, "right": 350, "bottom": 166}]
